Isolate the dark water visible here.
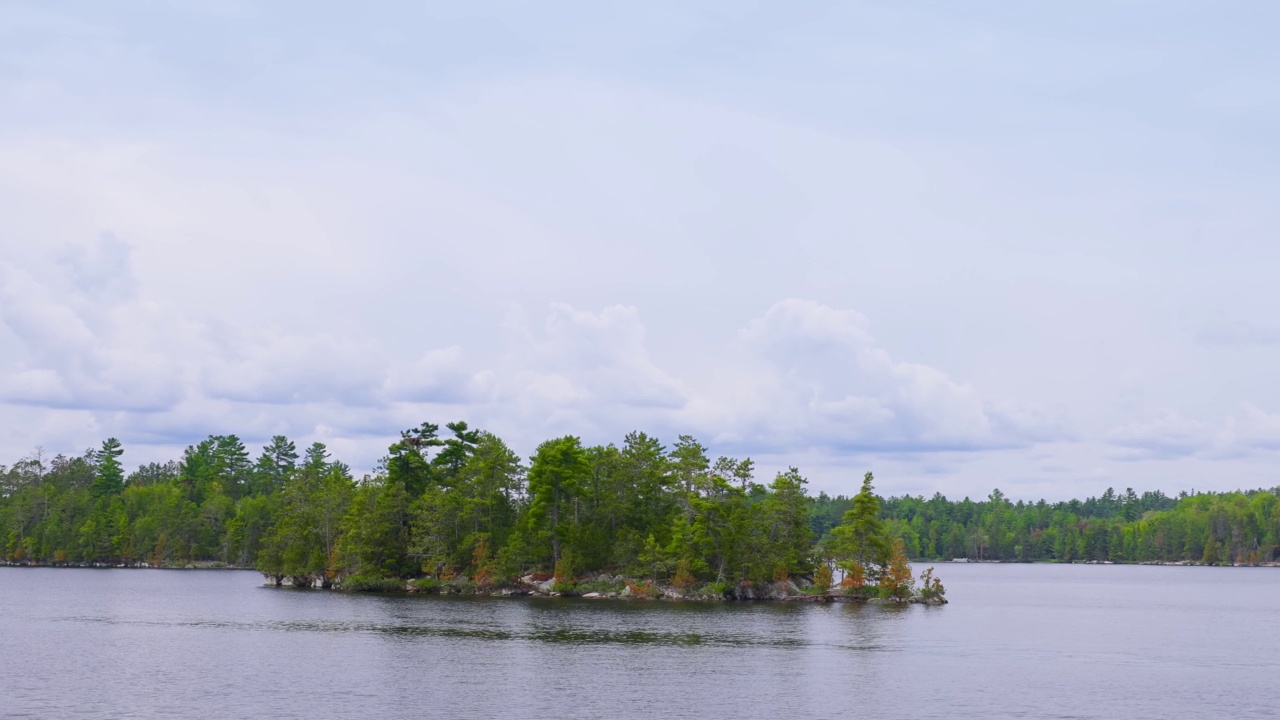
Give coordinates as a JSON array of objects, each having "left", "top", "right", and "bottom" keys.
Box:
[{"left": 1, "top": 565, "right": 1276, "bottom": 719}]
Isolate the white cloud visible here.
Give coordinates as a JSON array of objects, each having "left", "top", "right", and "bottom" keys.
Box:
[
  {"left": 1193, "top": 313, "right": 1280, "bottom": 347},
  {"left": 5, "top": 3, "right": 1280, "bottom": 498},
  {"left": 383, "top": 346, "right": 491, "bottom": 404},
  {"left": 689, "top": 299, "right": 1053, "bottom": 454},
  {"left": 1108, "top": 410, "right": 1212, "bottom": 460},
  {"left": 475, "top": 303, "right": 689, "bottom": 441},
  {"left": 203, "top": 332, "right": 387, "bottom": 407},
  {"left": 1108, "top": 403, "right": 1280, "bottom": 460}
]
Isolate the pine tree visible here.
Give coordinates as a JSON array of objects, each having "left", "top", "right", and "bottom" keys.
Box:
[
  {"left": 90, "top": 438, "right": 125, "bottom": 498},
  {"left": 526, "top": 436, "right": 588, "bottom": 569},
  {"left": 833, "top": 472, "right": 891, "bottom": 579}
]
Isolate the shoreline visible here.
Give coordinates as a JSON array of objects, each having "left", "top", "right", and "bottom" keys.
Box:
[
  {"left": 280, "top": 573, "right": 950, "bottom": 605},
  {"left": 0, "top": 561, "right": 253, "bottom": 571},
  {"left": 4, "top": 559, "right": 1276, "bottom": 571}
]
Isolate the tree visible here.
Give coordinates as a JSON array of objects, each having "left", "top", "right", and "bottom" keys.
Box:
[
  {"left": 525, "top": 436, "right": 589, "bottom": 569},
  {"left": 254, "top": 436, "right": 298, "bottom": 495},
  {"left": 303, "top": 442, "right": 330, "bottom": 475},
  {"left": 813, "top": 561, "right": 833, "bottom": 593},
  {"left": 878, "top": 540, "right": 914, "bottom": 601},
  {"left": 90, "top": 439, "right": 125, "bottom": 498},
  {"left": 759, "top": 467, "right": 814, "bottom": 578},
  {"left": 212, "top": 435, "right": 252, "bottom": 498},
  {"left": 433, "top": 421, "right": 482, "bottom": 484},
  {"left": 387, "top": 422, "right": 444, "bottom": 497},
  {"left": 832, "top": 472, "right": 891, "bottom": 580}
]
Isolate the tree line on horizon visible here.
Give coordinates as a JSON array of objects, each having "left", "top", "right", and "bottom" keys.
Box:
[{"left": 0, "top": 424, "right": 1277, "bottom": 589}]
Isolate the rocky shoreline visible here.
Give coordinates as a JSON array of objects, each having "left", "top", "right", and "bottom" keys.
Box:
[
  {"left": 0, "top": 560, "right": 250, "bottom": 570},
  {"left": 271, "top": 572, "right": 949, "bottom": 605}
]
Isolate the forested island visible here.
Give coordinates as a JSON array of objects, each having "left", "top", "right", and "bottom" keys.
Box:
[{"left": 2, "top": 422, "right": 1278, "bottom": 602}]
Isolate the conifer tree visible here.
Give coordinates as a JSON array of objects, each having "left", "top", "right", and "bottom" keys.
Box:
[{"left": 90, "top": 438, "right": 124, "bottom": 498}]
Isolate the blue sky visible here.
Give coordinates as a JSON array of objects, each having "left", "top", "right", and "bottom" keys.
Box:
[{"left": 3, "top": 2, "right": 1280, "bottom": 499}]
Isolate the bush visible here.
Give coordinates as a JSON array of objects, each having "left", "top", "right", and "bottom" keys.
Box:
[
  {"left": 410, "top": 577, "right": 442, "bottom": 593},
  {"left": 343, "top": 575, "right": 405, "bottom": 593},
  {"left": 625, "top": 579, "right": 659, "bottom": 599},
  {"left": 576, "top": 577, "right": 626, "bottom": 595},
  {"left": 700, "top": 581, "right": 730, "bottom": 598},
  {"left": 918, "top": 567, "right": 946, "bottom": 599},
  {"left": 673, "top": 558, "right": 696, "bottom": 590},
  {"left": 877, "top": 541, "right": 915, "bottom": 602},
  {"left": 812, "top": 562, "right": 833, "bottom": 593}
]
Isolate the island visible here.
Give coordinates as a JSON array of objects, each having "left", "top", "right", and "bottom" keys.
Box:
[{"left": 3, "top": 421, "right": 1278, "bottom": 603}]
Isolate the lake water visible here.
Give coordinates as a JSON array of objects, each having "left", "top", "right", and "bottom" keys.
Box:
[{"left": 1, "top": 564, "right": 1276, "bottom": 719}]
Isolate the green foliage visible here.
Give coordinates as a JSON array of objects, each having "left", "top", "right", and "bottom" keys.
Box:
[
  {"left": 624, "top": 579, "right": 660, "bottom": 599},
  {"left": 701, "top": 580, "right": 730, "bottom": 598},
  {"left": 90, "top": 438, "right": 125, "bottom": 498},
  {"left": 918, "top": 567, "right": 945, "bottom": 599},
  {"left": 812, "top": 562, "right": 833, "bottom": 594},
  {"left": 877, "top": 540, "right": 915, "bottom": 601},
  {"left": 409, "top": 577, "right": 442, "bottom": 593},
  {"left": 872, "top": 486, "right": 1278, "bottom": 565},
  {"left": 341, "top": 575, "right": 405, "bottom": 593},
  {"left": 6, "top": 425, "right": 1278, "bottom": 597},
  {"left": 832, "top": 472, "right": 891, "bottom": 581},
  {"left": 526, "top": 436, "right": 589, "bottom": 570},
  {"left": 575, "top": 576, "right": 626, "bottom": 595}
]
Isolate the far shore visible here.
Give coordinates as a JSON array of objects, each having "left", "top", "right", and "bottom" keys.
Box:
[{"left": 4, "top": 559, "right": 1277, "bottom": 571}]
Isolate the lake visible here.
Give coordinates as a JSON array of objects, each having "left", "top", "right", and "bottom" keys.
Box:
[{"left": 1, "top": 564, "right": 1276, "bottom": 719}]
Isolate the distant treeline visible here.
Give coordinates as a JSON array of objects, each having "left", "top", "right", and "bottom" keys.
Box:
[{"left": 1, "top": 424, "right": 1277, "bottom": 589}]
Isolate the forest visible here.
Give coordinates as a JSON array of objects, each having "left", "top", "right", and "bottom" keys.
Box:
[{"left": 1, "top": 422, "right": 1278, "bottom": 594}]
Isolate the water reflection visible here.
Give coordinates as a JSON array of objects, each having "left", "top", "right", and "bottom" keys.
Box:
[{"left": 3, "top": 566, "right": 1279, "bottom": 720}]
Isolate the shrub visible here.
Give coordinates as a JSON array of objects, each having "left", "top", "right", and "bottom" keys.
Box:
[
  {"left": 343, "top": 575, "right": 405, "bottom": 593},
  {"left": 410, "top": 577, "right": 442, "bottom": 593},
  {"left": 472, "top": 536, "right": 500, "bottom": 588},
  {"left": 625, "top": 579, "right": 659, "bottom": 599},
  {"left": 700, "top": 581, "right": 730, "bottom": 598},
  {"left": 918, "top": 567, "right": 946, "bottom": 599},
  {"left": 673, "top": 558, "right": 696, "bottom": 590},
  {"left": 812, "top": 562, "right": 833, "bottom": 594},
  {"left": 877, "top": 541, "right": 914, "bottom": 602},
  {"left": 576, "top": 577, "right": 626, "bottom": 595},
  {"left": 772, "top": 563, "right": 790, "bottom": 583},
  {"left": 553, "top": 554, "right": 575, "bottom": 586},
  {"left": 841, "top": 561, "right": 866, "bottom": 590}
]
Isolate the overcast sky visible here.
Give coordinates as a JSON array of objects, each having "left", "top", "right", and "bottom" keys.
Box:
[{"left": 3, "top": 1, "right": 1280, "bottom": 500}]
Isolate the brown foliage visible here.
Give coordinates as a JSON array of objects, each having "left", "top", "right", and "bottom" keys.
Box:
[
  {"left": 878, "top": 540, "right": 914, "bottom": 601},
  {"left": 673, "top": 558, "right": 696, "bottom": 590},
  {"left": 772, "top": 563, "right": 789, "bottom": 583},
  {"left": 840, "top": 561, "right": 866, "bottom": 589},
  {"left": 918, "top": 566, "right": 945, "bottom": 598},
  {"left": 813, "top": 562, "right": 833, "bottom": 592},
  {"left": 471, "top": 537, "right": 497, "bottom": 587},
  {"left": 625, "top": 580, "right": 659, "bottom": 598}
]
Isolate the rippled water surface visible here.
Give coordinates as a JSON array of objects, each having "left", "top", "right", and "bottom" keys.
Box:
[{"left": 1, "top": 565, "right": 1277, "bottom": 718}]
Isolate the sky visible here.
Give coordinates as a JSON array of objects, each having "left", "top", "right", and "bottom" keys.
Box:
[{"left": 3, "top": 1, "right": 1280, "bottom": 500}]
